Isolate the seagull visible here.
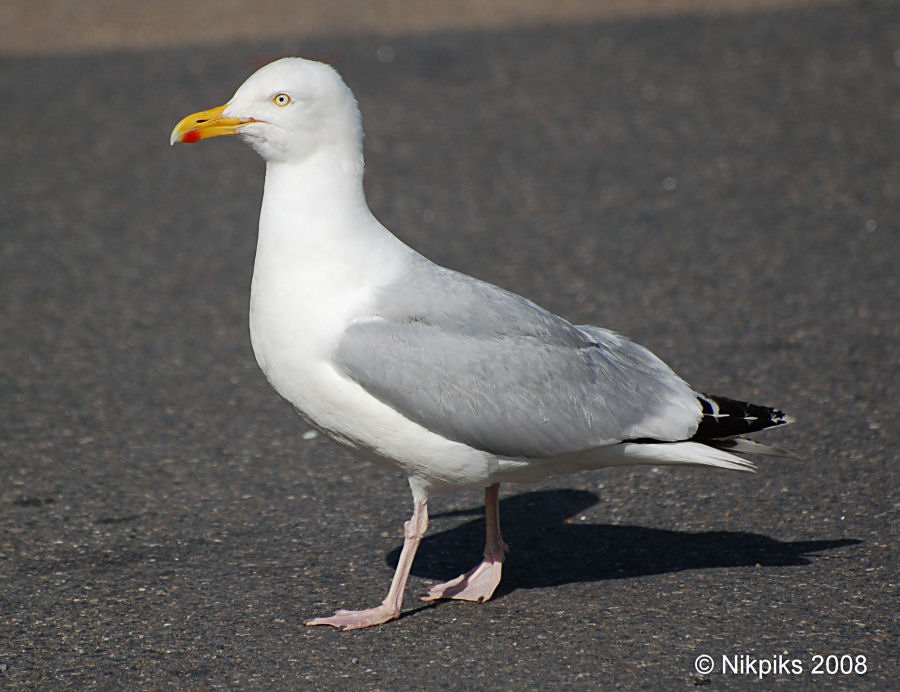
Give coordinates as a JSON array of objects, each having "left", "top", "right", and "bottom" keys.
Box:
[{"left": 170, "top": 57, "right": 792, "bottom": 630}]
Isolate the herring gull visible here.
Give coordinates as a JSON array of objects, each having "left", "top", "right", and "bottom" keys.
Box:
[{"left": 170, "top": 57, "right": 792, "bottom": 630}]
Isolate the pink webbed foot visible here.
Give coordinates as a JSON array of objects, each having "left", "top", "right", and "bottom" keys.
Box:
[
  {"left": 421, "top": 556, "right": 505, "bottom": 602},
  {"left": 305, "top": 603, "right": 400, "bottom": 631},
  {"left": 424, "top": 483, "right": 510, "bottom": 603}
]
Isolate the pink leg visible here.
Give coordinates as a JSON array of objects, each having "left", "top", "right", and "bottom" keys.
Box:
[
  {"left": 306, "top": 496, "right": 428, "bottom": 630},
  {"left": 422, "top": 483, "right": 509, "bottom": 603}
]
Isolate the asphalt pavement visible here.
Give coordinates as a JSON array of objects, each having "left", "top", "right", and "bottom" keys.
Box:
[{"left": 1, "top": 3, "right": 898, "bottom": 689}]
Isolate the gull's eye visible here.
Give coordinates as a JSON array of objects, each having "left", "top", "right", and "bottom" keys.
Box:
[{"left": 273, "top": 93, "right": 291, "bottom": 107}]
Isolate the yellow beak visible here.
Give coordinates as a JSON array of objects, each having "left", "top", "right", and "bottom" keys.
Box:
[{"left": 169, "top": 104, "right": 254, "bottom": 145}]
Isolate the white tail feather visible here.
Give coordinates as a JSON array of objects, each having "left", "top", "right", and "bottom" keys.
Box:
[
  {"left": 710, "top": 437, "right": 795, "bottom": 458},
  {"left": 619, "top": 441, "right": 757, "bottom": 473}
]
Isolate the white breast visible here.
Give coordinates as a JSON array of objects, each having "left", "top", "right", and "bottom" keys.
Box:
[{"left": 249, "top": 265, "right": 496, "bottom": 491}]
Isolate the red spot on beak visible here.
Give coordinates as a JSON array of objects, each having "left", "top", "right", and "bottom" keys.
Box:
[{"left": 182, "top": 130, "right": 202, "bottom": 144}]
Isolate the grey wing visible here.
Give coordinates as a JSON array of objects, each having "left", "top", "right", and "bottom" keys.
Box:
[{"left": 334, "top": 262, "right": 703, "bottom": 459}]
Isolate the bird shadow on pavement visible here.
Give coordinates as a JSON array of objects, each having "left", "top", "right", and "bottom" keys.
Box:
[{"left": 387, "top": 489, "right": 860, "bottom": 597}]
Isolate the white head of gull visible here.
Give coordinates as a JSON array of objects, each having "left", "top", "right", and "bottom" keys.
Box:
[{"left": 171, "top": 57, "right": 792, "bottom": 630}]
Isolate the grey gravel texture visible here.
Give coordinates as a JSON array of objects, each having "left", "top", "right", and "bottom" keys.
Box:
[{"left": 1, "top": 3, "right": 897, "bottom": 689}]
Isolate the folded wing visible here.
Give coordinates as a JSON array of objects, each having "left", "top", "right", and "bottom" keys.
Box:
[{"left": 334, "top": 258, "right": 703, "bottom": 458}]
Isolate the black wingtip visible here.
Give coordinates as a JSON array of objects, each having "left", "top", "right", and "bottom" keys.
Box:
[{"left": 693, "top": 393, "right": 792, "bottom": 441}]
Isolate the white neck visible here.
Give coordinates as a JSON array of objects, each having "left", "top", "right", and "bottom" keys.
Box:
[
  {"left": 255, "top": 146, "right": 414, "bottom": 270},
  {"left": 261, "top": 149, "right": 366, "bottom": 242}
]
